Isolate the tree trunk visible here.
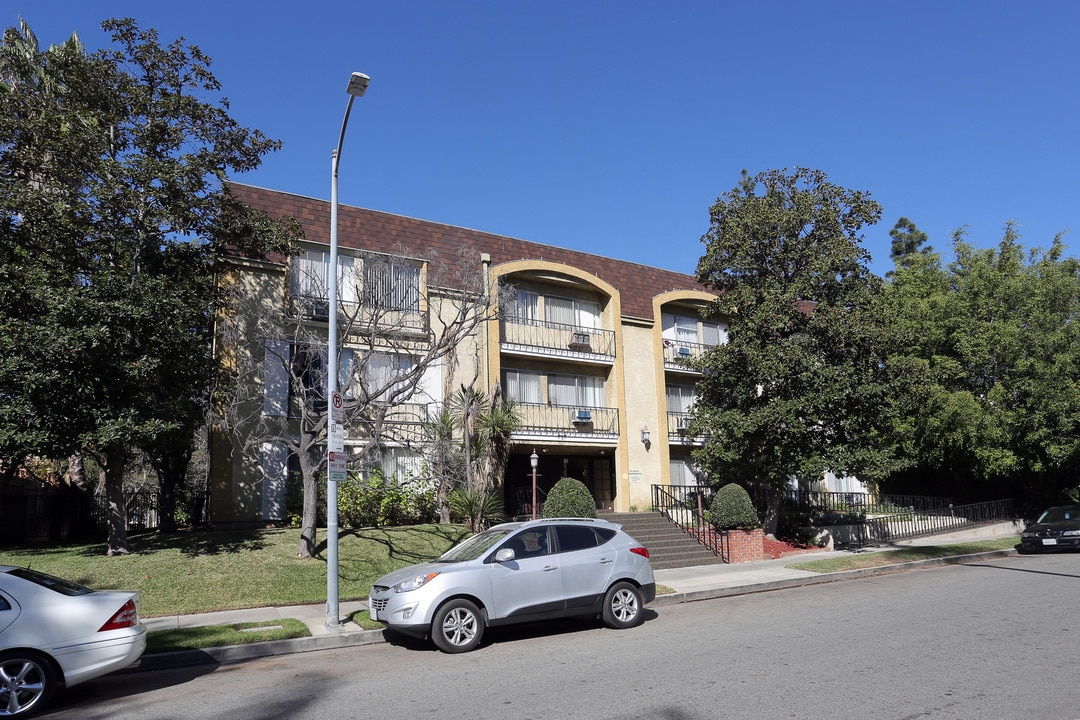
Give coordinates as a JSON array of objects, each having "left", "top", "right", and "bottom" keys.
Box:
[
  {"left": 104, "top": 443, "right": 131, "bottom": 556},
  {"left": 297, "top": 441, "right": 319, "bottom": 559},
  {"left": 762, "top": 485, "right": 782, "bottom": 537}
]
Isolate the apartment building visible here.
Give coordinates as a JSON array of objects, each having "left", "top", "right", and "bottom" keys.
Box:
[{"left": 209, "top": 184, "right": 726, "bottom": 526}]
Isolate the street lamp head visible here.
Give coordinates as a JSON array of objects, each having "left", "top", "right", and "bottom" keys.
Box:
[
  {"left": 346, "top": 72, "right": 370, "bottom": 98},
  {"left": 530, "top": 450, "right": 539, "bottom": 469}
]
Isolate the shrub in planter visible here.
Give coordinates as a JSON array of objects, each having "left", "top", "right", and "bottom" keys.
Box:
[
  {"left": 707, "top": 483, "right": 760, "bottom": 530},
  {"left": 541, "top": 477, "right": 597, "bottom": 518}
]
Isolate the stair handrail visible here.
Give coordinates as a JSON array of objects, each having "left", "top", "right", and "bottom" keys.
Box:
[{"left": 651, "top": 484, "right": 724, "bottom": 560}]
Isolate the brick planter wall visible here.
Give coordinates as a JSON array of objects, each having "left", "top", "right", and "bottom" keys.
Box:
[{"left": 724, "top": 527, "right": 765, "bottom": 563}]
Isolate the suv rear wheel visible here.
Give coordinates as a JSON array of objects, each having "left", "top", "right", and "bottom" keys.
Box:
[{"left": 602, "top": 581, "right": 644, "bottom": 629}]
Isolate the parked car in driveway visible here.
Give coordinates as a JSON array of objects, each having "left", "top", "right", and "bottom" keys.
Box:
[
  {"left": 0, "top": 566, "right": 146, "bottom": 717},
  {"left": 369, "top": 517, "right": 656, "bottom": 653},
  {"left": 1020, "top": 504, "right": 1080, "bottom": 553}
]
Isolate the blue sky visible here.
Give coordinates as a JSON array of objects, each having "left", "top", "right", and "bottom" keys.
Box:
[{"left": 13, "top": 1, "right": 1079, "bottom": 278}]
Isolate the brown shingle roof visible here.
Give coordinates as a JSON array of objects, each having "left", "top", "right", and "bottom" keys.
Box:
[{"left": 228, "top": 183, "right": 709, "bottom": 320}]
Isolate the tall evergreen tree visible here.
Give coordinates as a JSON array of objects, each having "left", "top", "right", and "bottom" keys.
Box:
[
  {"left": 0, "top": 18, "right": 295, "bottom": 552},
  {"left": 693, "top": 168, "right": 900, "bottom": 533}
]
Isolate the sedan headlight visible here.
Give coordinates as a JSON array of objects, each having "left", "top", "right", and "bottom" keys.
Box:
[
  {"left": 393, "top": 572, "right": 440, "bottom": 593},
  {"left": 1021, "top": 532, "right": 1037, "bottom": 538},
  {"left": 1062, "top": 530, "right": 1080, "bottom": 537}
]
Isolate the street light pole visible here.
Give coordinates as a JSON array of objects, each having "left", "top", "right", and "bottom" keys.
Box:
[
  {"left": 327, "top": 71, "right": 369, "bottom": 630},
  {"left": 530, "top": 450, "right": 539, "bottom": 520}
]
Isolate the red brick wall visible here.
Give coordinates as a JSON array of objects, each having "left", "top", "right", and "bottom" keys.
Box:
[{"left": 726, "top": 528, "right": 765, "bottom": 563}]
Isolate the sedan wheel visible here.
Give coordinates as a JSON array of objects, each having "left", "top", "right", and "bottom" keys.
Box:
[
  {"left": 431, "top": 599, "right": 484, "bottom": 653},
  {"left": 0, "top": 652, "right": 56, "bottom": 718},
  {"left": 602, "top": 581, "right": 644, "bottom": 630}
]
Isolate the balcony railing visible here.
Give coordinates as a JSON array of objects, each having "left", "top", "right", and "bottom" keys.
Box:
[
  {"left": 512, "top": 402, "right": 620, "bottom": 437},
  {"left": 289, "top": 294, "right": 428, "bottom": 334},
  {"left": 500, "top": 318, "right": 616, "bottom": 360},
  {"left": 666, "top": 411, "right": 705, "bottom": 442},
  {"left": 662, "top": 339, "right": 711, "bottom": 370}
]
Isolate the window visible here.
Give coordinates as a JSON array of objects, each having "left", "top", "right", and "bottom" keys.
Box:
[
  {"left": 504, "top": 369, "right": 542, "bottom": 403},
  {"left": 362, "top": 257, "right": 421, "bottom": 311},
  {"left": 287, "top": 344, "right": 356, "bottom": 411},
  {"left": 364, "top": 446, "right": 426, "bottom": 485},
  {"left": 549, "top": 374, "right": 605, "bottom": 407},
  {"left": 662, "top": 313, "right": 728, "bottom": 346},
  {"left": 546, "top": 296, "right": 601, "bottom": 330},
  {"left": 289, "top": 249, "right": 358, "bottom": 308},
  {"left": 506, "top": 289, "right": 538, "bottom": 323},
  {"left": 554, "top": 525, "right": 600, "bottom": 552},
  {"left": 666, "top": 384, "right": 697, "bottom": 413},
  {"left": 362, "top": 352, "right": 419, "bottom": 402},
  {"left": 6, "top": 568, "right": 93, "bottom": 596},
  {"left": 669, "top": 458, "right": 700, "bottom": 488}
]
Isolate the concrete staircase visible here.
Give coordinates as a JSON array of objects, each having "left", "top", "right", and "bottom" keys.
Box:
[{"left": 605, "top": 511, "right": 725, "bottom": 570}]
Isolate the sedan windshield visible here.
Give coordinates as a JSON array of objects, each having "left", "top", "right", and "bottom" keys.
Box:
[
  {"left": 1037, "top": 507, "right": 1079, "bottom": 524},
  {"left": 437, "top": 527, "right": 516, "bottom": 562}
]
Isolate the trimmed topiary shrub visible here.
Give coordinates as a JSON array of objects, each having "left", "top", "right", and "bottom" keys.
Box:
[
  {"left": 541, "top": 477, "right": 597, "bottom": 518},
  {"left": 707, "top": 483, "right": 760, "bottom": 530}
]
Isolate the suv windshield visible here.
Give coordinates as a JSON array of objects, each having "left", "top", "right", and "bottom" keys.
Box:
[{"left": 437, "top": 527, "right": 516, "bottom": 562}]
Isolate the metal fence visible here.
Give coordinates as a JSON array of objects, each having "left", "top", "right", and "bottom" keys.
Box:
[
  {"left": 651, "top": 484, "right": 1016, "bottom": 552},
  {"left": 1, "top": 488, "right": 209, "bottom": 544}
]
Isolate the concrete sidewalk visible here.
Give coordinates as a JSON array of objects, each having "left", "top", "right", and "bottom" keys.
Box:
[{"left": 134, "top": 521, "right": 1023, "bottom": 671}]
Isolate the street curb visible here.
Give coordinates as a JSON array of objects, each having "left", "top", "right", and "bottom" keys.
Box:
[
  {"left": 650, "top": 548, "right": 1019, "bottom": 607},
  {"left": 131, "top": 628, "right": 388, "bottom": 672},
  {"left": 130, "top": 548, "right": 1018, "bottom": 672}
]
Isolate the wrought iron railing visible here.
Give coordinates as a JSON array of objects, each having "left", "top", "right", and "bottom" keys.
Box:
[
  {"left": 652, "top": 484, "right": 723, "bottom": 559},
  {"left": 858, "top": 498, "right": 1016, "bottom": 545},
  {"left": 500, "top": 318, "right": 616, "bottom": 359},
  {"left": 661, "top": 339, "right": 711, "bottom": 369},
  {"left": 512, "top": 402, "right": 619, "bottom": 436}
]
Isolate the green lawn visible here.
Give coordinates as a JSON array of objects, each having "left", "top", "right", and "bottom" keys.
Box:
[
  {"left": 0, "top": 524, "right": 469, "bottom": 617},
  {"left": 785, "top": 536, "right": 1020, "bottom": 573}
]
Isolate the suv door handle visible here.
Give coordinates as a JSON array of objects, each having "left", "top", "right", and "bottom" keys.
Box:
[{"left": 598, "top": 557, "right": 613, "bottom": 564}]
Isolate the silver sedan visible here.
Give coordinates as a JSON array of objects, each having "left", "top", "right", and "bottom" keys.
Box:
[
  {"left": 0, "top": 566, "right": 146, "bottom": 717},
  {"left": 369, "top": 517, "right": 656, "bottom": 653}
]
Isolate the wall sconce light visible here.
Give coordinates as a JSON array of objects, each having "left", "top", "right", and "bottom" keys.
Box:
[{"left": 640, "top": 425, "right": 651, "bottom": 445}]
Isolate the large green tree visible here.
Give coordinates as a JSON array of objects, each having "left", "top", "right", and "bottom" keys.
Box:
[
  {"left": 0, "top": 18, "right": 294, "bottom": 552},
  {"left": 881, "top": 225, "right": 1080, "bottom": 508},
  {"left": 693, "top": 168, "right": 900, "bottom": 533}
]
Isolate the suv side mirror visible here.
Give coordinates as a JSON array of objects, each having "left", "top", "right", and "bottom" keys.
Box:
[{"left": 494, "top": 548, "right": 516, "bottom": 563}]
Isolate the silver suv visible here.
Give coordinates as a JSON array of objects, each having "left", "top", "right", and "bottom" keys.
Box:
[{"left": 368, "top": 517, "right": 656, "bottom": 653}]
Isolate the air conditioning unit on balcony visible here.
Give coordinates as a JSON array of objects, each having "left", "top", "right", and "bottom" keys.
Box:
[
  {"left": 309, "top": 298, "right": 330, "bottom": 320},
  {"left": 676, "top": 416, "right": 693, "bottom": 432},
  {"left": 567, "top": 331, "right": 591, "bottom": 351},
  {"left": 676, "top": 346, "right": 692, "bottom": 358},
  {"left": 571, "top": 409, "right": 593, "bottom": 425}
]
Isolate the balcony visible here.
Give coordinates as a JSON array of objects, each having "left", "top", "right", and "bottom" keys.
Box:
[
  {"left": 500, "top": 319, "right": 615, "bottom": 364},
  {"left": 667, "top": 411, "right": 705, "bottom": 444},
  {"left": 288, "top": 294, "right": 428, "bottom": 335},
  {"left": 662, "top": 339, "right": 709, "bottom": 372},
  {"left": 512, "top": 402, "right": 619, "bottom": 440},
  {"left": 346, "top": 402, "right": 432, "bottom": 444}
]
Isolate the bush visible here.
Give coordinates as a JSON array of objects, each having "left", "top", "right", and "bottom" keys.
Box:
[
  {"left": 542, "top": 477, "right": 596, "bottom": 518},
  {"left": 707, "top": 483, "right": 760, "bottom": 530},
  {"left": 337, "top": 473, "right": 435, "bottom": 528},
  {"left": 448, "top": 486, "right": 505, "bottom": 531}
]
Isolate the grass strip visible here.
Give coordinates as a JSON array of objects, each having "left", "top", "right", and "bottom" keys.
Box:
[
  {"left": 0, "top": 525, "right": 469, "bottom": 617},
  {"left": 145, "top": 618, "right": 310, "bottom": 653},
  {"left": 785, "top": 537, "right": 1020, "bottom": 573}
]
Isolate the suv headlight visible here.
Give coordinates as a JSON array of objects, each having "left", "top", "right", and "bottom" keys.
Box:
[{"left": 393, "top": 572, "right": 440, "bottom": 593}]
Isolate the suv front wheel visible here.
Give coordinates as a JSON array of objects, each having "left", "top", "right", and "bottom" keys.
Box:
[{"left": 431, "top": 598, "right": 485, "bottom": 653}]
